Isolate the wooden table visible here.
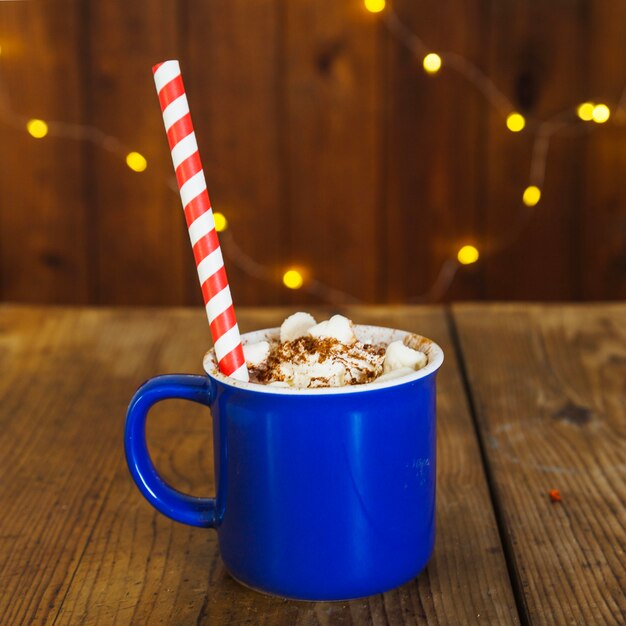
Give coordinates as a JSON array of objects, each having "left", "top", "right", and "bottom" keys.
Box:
[{"left": 1, "top": 304, "right": 624, "bottom": 625}]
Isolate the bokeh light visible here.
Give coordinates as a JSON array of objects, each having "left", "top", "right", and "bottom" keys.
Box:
[
  {"left": 457, "top": 245, "right": 479, "bottom": 265},
  {"left": 283, "top": 269, "right": 304, "bottom": 289},
  {"left": 364, "top": 0, "right": 385, "bottom": 13},
  {"left": 522, "top": 185, "right": 541, "bottom": 207},
  {"left": 26, "top": 119, "right": 48, "bottom": 139},
  {"left": 423, "top": 53, "right": 442, "bottom": 75},
  {"left": 506, "top": 112, "right": 526, "bottom": 132},
  {"left": 213, "top": 211, "right": 228, "bottom": 232},
  {"left": 125, "top": 151, "right": 147, "bottom": 172},
  {"left": 591, "top": 103, "right": 610, "bottom": 124},
  {"left": 577, "top": 102, "right": 594, "bottom": 121}
]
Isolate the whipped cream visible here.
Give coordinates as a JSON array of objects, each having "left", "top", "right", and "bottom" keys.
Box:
[{"left": 245, "top": 313, "right": 429, "bottom": 388}]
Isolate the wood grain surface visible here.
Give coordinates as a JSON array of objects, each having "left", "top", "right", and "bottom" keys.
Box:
[
  {"left": 0, "top": 305, "right": 521, "bottom": 624},
  {"left": 453, "top": 303, "right": 626, "bottom": 624}
]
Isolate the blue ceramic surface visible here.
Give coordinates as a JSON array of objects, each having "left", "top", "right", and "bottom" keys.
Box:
[{"left": 125, "top": 326, "right": 443, "bottom": 601}]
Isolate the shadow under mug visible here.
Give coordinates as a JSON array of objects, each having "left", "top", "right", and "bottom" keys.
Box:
[{"left": 124, "top": 325, "right": 444, "bottom": 601}]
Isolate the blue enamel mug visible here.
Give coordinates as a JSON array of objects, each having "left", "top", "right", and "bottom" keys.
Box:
[{"left": 125, "top": 325, "right": 443, "bottom": 601}]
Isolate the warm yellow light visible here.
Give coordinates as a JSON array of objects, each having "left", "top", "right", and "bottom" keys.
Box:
[
  {"left": 364, "top": 0, "right": 385, "bottom": 13},
  {"left": 213, "top": 211, "right": 228, "bottom": 232},
  {"left": 577, "top": 102, "right": 594, "bottom": 121},
  {"left": 591, "top": 103, "right": 610, "bottom": 124},
  {"left": 26, "top": 119, "right": 48, "bottom": 139},
  {"left": 423, "top": 53, "right": 442, "bottom": 75},
  {"left": 457, "top": 245, "right": 479, "bottom": 265},
  {"left": 522, "top": 185, "right": 541, "bottom": 207},
  {"left": 506, "top": 112, "right": 526, "bottom": 132},
  {"left": 0, "top": 45, "right": 3, "bottom": 56},
  {"left": 125, "top": 151, "right": 147, "bottom": 172},
  {"left": 283, "top": 269, "right": 304, "bottom": 289}
]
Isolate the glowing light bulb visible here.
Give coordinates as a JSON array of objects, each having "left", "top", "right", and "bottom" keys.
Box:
[
  {"left": 591, "top": 103, "right": 610, "bottom": 124},
  {"left": 423, "top": 53, "right": 442, "bottom": 75},
  {"left": 577, "top": 102, "right": 594, "bottom": 121},
  {"left": 364, "top": 0, "right": 385, "bottom": 13},
  {"left": 522, "top": 185, "right": 541, "bottom": 207},
  {"left": 125, "top": 151, "right": 147, "bottom": 172},
  {"left": 506, "top": 112, "right": 526, "bottom": 132},
  {"left": 457, "top": 245, "right": 479, "bottom": 265},
  {"left": 213, "top": 211, "right": 228, "bottom": 232},
  {"left": 26, "top": 119, "right": 48, "bottom": 139},
  {"left": 283, "top": 269, "right": 304, "bottom": 289}
]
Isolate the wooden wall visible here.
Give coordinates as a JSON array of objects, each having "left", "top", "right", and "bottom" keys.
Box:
[{"left": 1, "top": 0, "right": 625, "bottom": 306}]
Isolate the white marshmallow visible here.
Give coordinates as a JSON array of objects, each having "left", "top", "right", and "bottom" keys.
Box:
[
  {"left": 243, "top": 340, "right": 270, "bottom": 366},
  {"left": 280, "top": 312, "right": 317, "bottom": 342},
  {"left": 374, "top": 367, "right": 415, "bottom": 383},
  {"left": 308, "top": 314, "right": 356, "bottom": 345},
  {"left": 383, "top": 340, "right": 427, "bottom": 373}
]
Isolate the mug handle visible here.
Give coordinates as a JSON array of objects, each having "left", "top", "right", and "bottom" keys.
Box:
[{"left": 124, "top": 374, "right": 217, "bottom": 528}]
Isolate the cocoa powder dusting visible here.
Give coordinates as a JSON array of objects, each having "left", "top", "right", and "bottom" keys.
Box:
[{"left": 248, "top": 336, "right": 386, "bottom": 387}]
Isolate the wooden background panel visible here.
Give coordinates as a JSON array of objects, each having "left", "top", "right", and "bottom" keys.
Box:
[
  {"left": 87, "top": 0, "right": 188, "bottom": 305},
  {"left": 582, "top": 2, "right": 626, "bottom": 300},
  {"left": 0, "top": 2, "right": 89, "bottom": 303},
  {"left": 482, "top": 0, "right": 587, "bottom": 300},
  {"left": 385, "top": 0, "right": 486, "bottom": 302},
  {"left": 1, "top": 0, "right": 626, "bottom": 306},
  {"left": 185, "top": 0, "right": 284, "bottom": 306},
  {"left": 284, "top": 0, "right": 384, "bottom": 303}
]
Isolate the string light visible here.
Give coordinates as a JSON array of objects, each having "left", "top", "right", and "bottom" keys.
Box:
[
  {"left": 506, "top": 112, "right": 526, "bottom": 132},
  {"left": 522, "top": 185, "right": 541, "bottom": 207},
  {"left": 213, "top": 211, "right": 228, "bottom": 232},
  {"left": 591, "top": 103, "right": 610, "bottom": 123},
  {"left": 26, "top": 118, "right": 48, "bottom": 139},
  {"left": 422, "top": 53, "right": 442, "bottom": 75},
  {"left": 364, "top": 0, "right": 385, "bottom": 13},
  {"left": 125, "top": 151, "right": 147, "bottom": 172},
  {"left": 283, "top": 269, "right": 304, "bottom": 290},
  {"left": 577, "top": 102, "right": 595, "bottom": 121},
  {"left": 457, "top": 245, "right": 479, "bottom": 265}
]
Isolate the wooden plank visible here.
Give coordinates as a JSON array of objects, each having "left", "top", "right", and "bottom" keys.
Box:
[
  {"left": 0, "top": 3, "right": 89, "bottom": 303},
  {"left": 87, "top": 1, "right": 189, "bottom": 305},
  {"left": 19, "top": 306, "right": 521, "bottom": 624},
  {"left": 384, "top": 1, "right": 486, "bottom": 302},
  {"left": 482, "top": 1, "right": 587, "bottom": 300},
  {"left": 453, "top": 303, "right": 626, "bottom": 624},
  {"left": 582, "top": 3, "right": 626, "bottom": 299},
  {"left": 283, "top": 1, "right": 384, "bottom": 303},
  {"left": 49, "top": 310, "right": 215, "bottom": 625},
  {"left": 0, "top": 306, "right": 190, "bottom": 623},
  {"left": 184, "top": 0, "right": 284, "bottom": 306}
]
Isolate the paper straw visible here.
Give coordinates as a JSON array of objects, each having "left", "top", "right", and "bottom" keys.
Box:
[{"left": 153, "top": 60, "right": 248, "bottom": 381}]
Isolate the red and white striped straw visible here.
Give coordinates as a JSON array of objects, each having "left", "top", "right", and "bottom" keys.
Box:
[{"left": 153, "top": 60, "right": 248, "bottom": 381}]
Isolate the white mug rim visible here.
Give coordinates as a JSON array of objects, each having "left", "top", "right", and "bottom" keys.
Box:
[{"left": 203, "top": 324, "right": 444, "bottom": 395}]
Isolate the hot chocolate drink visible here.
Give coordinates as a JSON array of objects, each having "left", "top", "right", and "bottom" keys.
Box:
[{"left": 238, "top": 312, "right": 431, "bottom": 389}]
